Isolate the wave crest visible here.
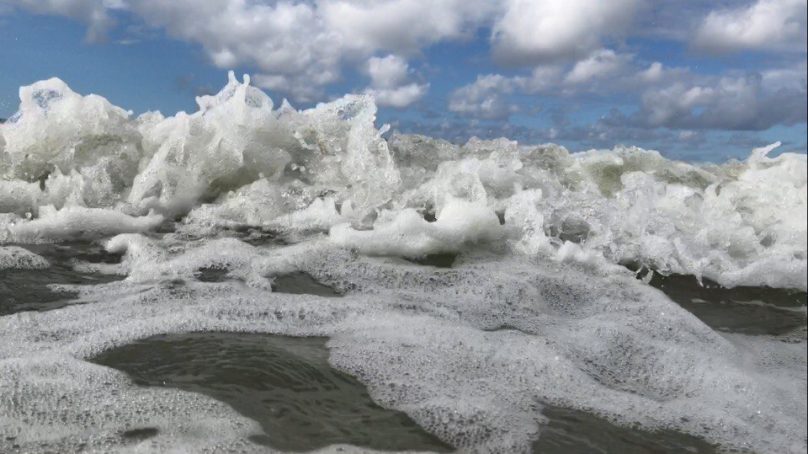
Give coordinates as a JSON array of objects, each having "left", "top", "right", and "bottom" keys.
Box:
[{"left": 1, "top": 72, "right": 805, "bottom": 289}]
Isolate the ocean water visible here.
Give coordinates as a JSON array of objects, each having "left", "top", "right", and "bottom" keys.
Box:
[{"left": 0, "top": 73, "right": 806, "bottom": 453}]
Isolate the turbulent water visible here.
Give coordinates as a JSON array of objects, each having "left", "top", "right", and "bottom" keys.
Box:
[{"left": 0, "top": 72, "right": 806, "bottom": 453}]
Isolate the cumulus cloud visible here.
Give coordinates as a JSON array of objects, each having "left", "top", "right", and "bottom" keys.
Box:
[
  {"left": 448, "top": 74, "right": 519, "bottom": 120},
  {"left": 366, "top": 55, "right": 410, "bottom": 89},
  {"left": 563, "top": 49, "right": 632, "bottom": 85},
  {"left": 363, "top": 55, "right": 428, "bottom": 108},
  {"left": 491, "top": 0, "right": 640, "bottom": 65},
  {"left": 447, "top": 49, "right": 636, "bottom": 119},
  {"left": 6, "top": 0, "right": 808, "bottom": 147},
  {"left": 761, "top": 61, "right": 808, "bottom": 90},
  {"left": 638, "top": 62, "right": 664, "bottom": 83},
  {"left": 605, "top": 70, "right": 807, "bottom": 130},
  {"left": 516, "top": 65, "right": 566, "bottom": 94},
  {"left": 7, "top": 0, "right": 120, "bottom": 42},
  {"left": 5, "top": 0, "right": 492, "bottom": 102},
  {"left": 366, "top": 83, "right": 429, "bottom": 108},
  {"left": 126, "top": 0, "right": 346, "bottom": 101},
  {"left": 694, "top": 0, "right": 807, "bottom": 53},
  {"left": 450, "top": 45, "right": 806, "bottom": 135},
  {"left": 320, "top": 0, "right": 494, "bottom": 54}
]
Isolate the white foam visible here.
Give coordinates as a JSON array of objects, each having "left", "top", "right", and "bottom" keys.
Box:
[
  {"left": 7, "top": 205, "right": 164, "bottom": 243},
  {"left": 330, "top": 197, "right": 502, "bottom": 257},
  {"left": 2, "top": 74, "right": 804, "bottom": 289},
  {"left": 105, "top": 233, "right": 270, "bottom": 288},
  {"left": 181, "top": 180, "right": 348, "bottom": 236},
  {"left": 0, "top": 239, "right": 804, "bottom": 453},
  {"left": 0, "top": 246, "right": 49, "bottom": 270}
]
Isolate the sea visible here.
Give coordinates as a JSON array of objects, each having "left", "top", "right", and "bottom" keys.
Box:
[{"left": 1, "top": 72, "right": 806, "bottom": 453}]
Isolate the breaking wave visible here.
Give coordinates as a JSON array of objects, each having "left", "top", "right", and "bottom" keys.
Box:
[{"left": 1, "top": 72, "right": 804, "bottom": 289}]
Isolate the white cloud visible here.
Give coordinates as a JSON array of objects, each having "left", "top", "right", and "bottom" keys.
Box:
[
  {"left": 8, "top": 0, "right": 118, "bottom": 42},
  {"left": 640, "top": 83, "right": 715, "bottom": 126},
  {"left": 132, "top": 0, "right": 349, "bottom": 101},
  {"left": 366, "top": 55, "right": 410, "bottom": 89},
  {"left": 450, "top": 49, "right": 806, "bottom": 132},
  {"left": 491, "top": 0, "right": 640, "bottom": 65},
  {"left": 366, "top": 83, "right": 429, "bottom": 108},
  {"left": 6, "top": 0, "right": 491, "bottom": 102},
  {"left": 7, "top": 0, "right": 807, "bottom": 131},
  {"left": 694, "top": 0, "right": 807, "bottom": 53},
  {"left": 448, "top": 49, "right": 635, "bottom": 117},
  {"left": 612, "top": 69, "right": 808, "bottom": 130},
  {"left": 448, "top": 74, "right": 518, "bottom": 120},
  {"left": 761, "top": 61, "right": 808, "bottom": 90},
  {"left": 128, "top": 0, "right": 490, "bottom": 102},
  {"left": 516, "top": 66, "right": 565, "bottom": 93},
  {"left": 638, "top": 62, "right": 664, "bottom": 83},
  {"left": 363, "top": 55, "right": 428, "bottom": 108},
  {"left": 320, "top": 0, "right": 494, "bottom": 54},
  {"left": 563, "top": 49, "right": 631, "bottom": 85},
  {"left": 630, "top": 61, "right": 694, "bottom": 88}
]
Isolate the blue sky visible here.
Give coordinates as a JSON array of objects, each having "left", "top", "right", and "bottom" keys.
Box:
[{"left": 0, "top": 0, "right": 805, "bottom": 161}]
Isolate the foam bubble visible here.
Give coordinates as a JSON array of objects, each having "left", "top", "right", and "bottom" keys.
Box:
[
  {"left": 7, "top": 206, "right": 164, "bottom": 243},
  {"left": 1, "top": 74, "right": 804, "bottom": 289},
  {"left": 0, "top": 246, "right": 49, "bottom": 270},
  {"left": 0, "top": 239, "right": 804, "bottom": 453},
  {"left": 330, "top": 198, "right": 502, "bottom": 258}
]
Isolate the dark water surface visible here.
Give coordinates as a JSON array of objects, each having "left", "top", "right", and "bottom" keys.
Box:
[
  {"left": 0, "top": 241, "right": 122, "bottom": 315},
  {"left": 91, "top": 331, "right": 718, "bottom": 453},
  {"left": 532, "top": 406, "right": 717, "bottom": 454},
  {"left": 648, "top": 273, "right": 807, "bottom": 337},
  {"left": 270, "top": 272, "right": 343, "bottom": 297},
  {"left": 91, "top": 332, "right": 451, "bottom": 452}
]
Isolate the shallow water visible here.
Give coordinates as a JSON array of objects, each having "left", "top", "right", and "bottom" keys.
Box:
[
  {"left": 648, "top": 273, "right": 807, "bottom": 337},
  {"left": 91, "top": 332, "right": 450, "bottom": 452},
  {"left": 90, "top": 330, "right": 718, "bottom": 454},
  {"left": 3, "top": 242, "right": 802, "bottom": 453},
  {"left": 0, "top": 241, "right": 122, "bottom": 314},
  {"left": 532, "top": 406, "right": 717, "bottom": 454},
  {"left": 271, "top": 272, "right": 343, "bottom": 297}
]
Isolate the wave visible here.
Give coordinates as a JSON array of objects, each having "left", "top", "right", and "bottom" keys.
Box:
[{"left": 1, "top": 72, "right": 805, "bottom": 290}]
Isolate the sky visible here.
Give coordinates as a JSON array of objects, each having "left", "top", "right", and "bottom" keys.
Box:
[{"left": 0, "top": 0, "right": 806, "bottom": 162}]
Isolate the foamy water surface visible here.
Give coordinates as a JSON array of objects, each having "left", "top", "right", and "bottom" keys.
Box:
[{"left": 0, "top": 73, "right": 806, "bottom": 453}]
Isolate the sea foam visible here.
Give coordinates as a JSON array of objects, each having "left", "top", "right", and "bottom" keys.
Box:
[
  {"left": 0, "top": 236, "right": 805, "bottom": 452},
  {"left": 1, "top": 72, "right": 804, "bottom": 288}
]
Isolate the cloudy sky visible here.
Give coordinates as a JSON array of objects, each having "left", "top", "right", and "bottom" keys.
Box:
[{"left": 0, "top": 0, "right": 806, "bottom": 161}]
